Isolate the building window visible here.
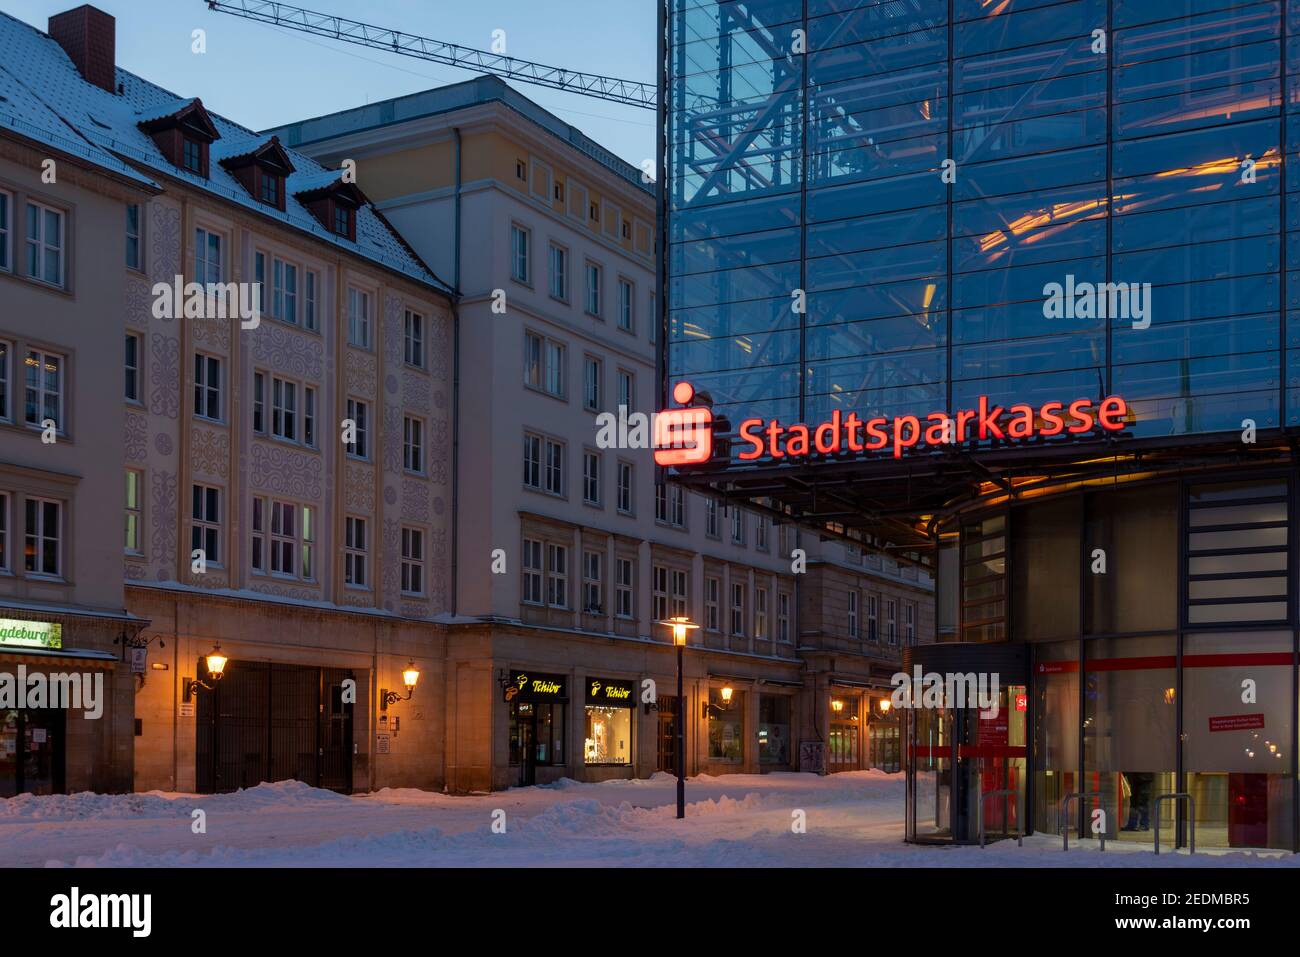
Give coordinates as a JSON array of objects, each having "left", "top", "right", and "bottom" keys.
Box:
[
  {"left": 401, "top": 527, "right": 425, "bottom": 596},
  {"left": 755, "top": 587, "right": 769, "bottom": 639},
  {"left": 731, "top": 507, "right": 745, "bottom": 545},
  {"left": 524, "top": 332, "right": 565, "bottom": 398},
  {"left": 190, "top": 484, "right": 220, "bottom": 566},
  {"left": 252, "top": 372, "right": 265, "bottom": 433},
  {"left": 583, "top": 450, "right": 601, "bottom": 506},
  {"left": 0, "top": 190, "right": 10, "bottom": 271},
  {"left": 583, "top": 355, "right": 601, "bottom": 411},
  {"left": 656, "top": 484, "right": 684, "bottom": 528},
  {"left": 511, "top": 224, "right": 530, "bottom": 283},
  {"left": 124, "top": 334, "right": 140, "bottom": 402},
  {"left": 264, "top": 500, "right": 313, "bottom": 579},
  {"left": 523, "top": 433, "right": 564, "bottom": 496},
  {"left": 522, "top": 538, "right": 544, "bottom": 604},
  {"left": 617, "top": 460, "right": 633, "bottom": 514},
  {"left": 671, "top": 569, "right": 687, "bottom": 617},
  {"left": 403, "top": 416, "right": 425, "bottom": 473},
  {"left": 523, "top": 433, "right": 541, "bottom": 490},
  {"left": 615, "top": 557, "right": 634, "bottom": 618},
  {"left": 886, "top": 599, "right": 898, "bottom": 645},
  {"left": 778, "top": 592, "right": 791, "bottom": 642},
  {"left": 195, "top": 227, "right": 222, "bottom": 287},
  {"left": 182, "top": 136, "right": 205, "bottom": 174},
  {"left": 617, "top": 278, "right": 634, "bottom": 331},
  {"left": 652, "top": 565, "right": 668, "bottom": 621},
  {"left": 345, "top": 398, "right": 368, "bottom": 458},
  {"left": 404, "top": 310, "right": 425, "bottom": 368},
  {"left": 547, "top": 543, "right": 568, "bottom": 608},
  {"left": 124, "top": 470, "right": 142, "bottom": 554},
  {"left": 272, "top": 258, "right": 298, "bottom": 324},
  {"left": 548, "top": 243, "right": 568, "bottom": 300},
  {"left": 621, "top": 219, "right": 631, "bottom": 240},
  {"left": 0, "top": 492, "right": 7, "bottom": 570},
  {"left": 516, "top": 159, "right": 526, "bottom": 181},
  {"left": 24, "top": 496, "right": 61, "bottom": 576},
  {"left": 344, "top": 515, "right": 367, "bottom": 587},
  {"left": 705, "top": 498, "right": 719, "bottom": 538},
  {"left": 756, "top": 517, "right": 769, "bottom": 551},
  {"left": 848, "top": 590, "right": 859, "bottom": 639},
  {"left": 731, "top": 581, "right": 746, "bottom": 636},
  {"left": 304, "top": 386, "right": 317, "bottom": 448},
  {"left": 271, "top": 376, "right": 297, "bottom": 441},
  {"left": 867, "top": 593, "right": 878, "bottom": 642},
  {"left": 332, "top": 204, "right": 353, "bottom": 238},
  {"left": 905, "top": 602, "right": 916, "bottom": 644},
  {"left": 26, "top": 202, "right": 64, "bottom": 287},
  {"left": 617, "top": 369, "right": 633, "bottom": 410},
  {"left": 705, "top": 576, "right": 720, "bottom": 631},
  {"left": 193, "top": 353, "right": 222, "bottom": 421},
  {"left": 589, "top": 200, "right": 599, "bottom": 221},
  {"left": 582, "top": 550, "right": 602, "bottom": 613},
  {"left": 24, "top": 349, "right": 63, "bottom": 431},
  {"left": 544, "top": 438, "right": 564, "bottom": 495},
  {"left": 347, "top": 287, "right": 371, "bottom": 349},
  {"left": 585, "top": 262, "right": 602, "bottom": 316},
  {"left": 303, "top": 270, "right": 318, "bottom": 331},
  {"left": 125, "top": 203, "right": 141, "bottom": 270},
  {"left": 554, "top": 180, "right": 565, "bottom": 203}
]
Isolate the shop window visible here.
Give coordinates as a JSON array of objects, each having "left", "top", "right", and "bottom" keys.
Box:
[
  {"left": 1031, "top": 639, "right": 1079, "bottom": 836},
  {"left": 584, "top": 678, "right": 634, "bottom": 765},
  {"left": 1082, "top": 636, "right": 1178, "bottom": 846},
  {"left": 707, "top": 688, "right": 743, "bottom": 761},
  {"left": 829, "top": 696, "right": 859, "bottom": 768},
  {"left": 758, "top": 695, "right": 790, "bottom": 765},
  {"left": 1184, "top": 480, "right": 1288, "bottom": 626},
  {"left": 1182, "top": 631, "right": 1293, "bottom": 850}
]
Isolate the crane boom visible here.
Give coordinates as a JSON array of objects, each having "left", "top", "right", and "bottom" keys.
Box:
[{"left": 204, "top": 0, "right": 657, "bottom": 109}]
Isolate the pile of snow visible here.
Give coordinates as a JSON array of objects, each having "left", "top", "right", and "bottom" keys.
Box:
[{"left": 0, "top": 779, "right": 349, "bottom": 822}]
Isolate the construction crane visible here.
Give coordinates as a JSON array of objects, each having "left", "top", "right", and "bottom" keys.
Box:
[{"left": 204, "top": 0, "right": 657, "bottom": 109}]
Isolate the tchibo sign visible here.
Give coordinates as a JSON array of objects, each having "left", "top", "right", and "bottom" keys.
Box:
[{"left": 0, "top": 618, "right": 62, "bottom": 650}]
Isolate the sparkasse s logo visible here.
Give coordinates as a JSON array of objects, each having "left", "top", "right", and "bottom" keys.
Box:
[{"left": 653, "top": 382, "right": 713, "bottom": 466}]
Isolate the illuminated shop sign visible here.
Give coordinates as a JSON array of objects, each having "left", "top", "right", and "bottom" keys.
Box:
[
  {"left": 653, "top": 385, "right": 1130, "bottom": 465},
  {"left": 586, "top": 677, "right": 636, "bottom": 708},
  {"left": 0, "top": 618, "right": 62, "bottom": 650},
  {"left": 504, "top": 671, "right": 567, "bottom": 703}
]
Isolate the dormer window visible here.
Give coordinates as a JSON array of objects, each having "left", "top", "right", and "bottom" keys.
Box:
[
  {"left": 333, "top": 205, "right": 353, "bottom": 238},
  {"left": 217, "top": 136, "right": 294, "bottom": 212},
  {"left": 183, "top": 137, "right": 205, "bottom": 175},
  {"left": 295, "top": 175, "right": 366, "bottom": 244},
  {"left": 137, "top": 98, "right": 220, "bottom": 180}
]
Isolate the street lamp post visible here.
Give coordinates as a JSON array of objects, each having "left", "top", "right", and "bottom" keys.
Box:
[{"left": 663, "top": 617, "right": 698, "bottom": 819}]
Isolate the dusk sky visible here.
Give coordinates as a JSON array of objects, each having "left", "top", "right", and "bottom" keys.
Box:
[{"left": 2, "top": 0, "right": 658, "bottom": 166}]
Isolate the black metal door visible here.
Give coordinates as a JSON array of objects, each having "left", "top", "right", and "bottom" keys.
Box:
[
  {"left": 657, "top": 696, "right": 678, "bottom": 774},
  {"left": 197, "top": 660, "right": 355, "bottom": 794}
]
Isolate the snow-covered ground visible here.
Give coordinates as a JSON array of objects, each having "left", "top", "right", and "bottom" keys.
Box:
[{"left": 0, "top": 771, "right": 1295, "bottom": 867}]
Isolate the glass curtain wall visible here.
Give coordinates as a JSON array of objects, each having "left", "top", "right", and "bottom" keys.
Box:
[{"left": 666, "top": 0, "right": 1294, "bottom": 460}]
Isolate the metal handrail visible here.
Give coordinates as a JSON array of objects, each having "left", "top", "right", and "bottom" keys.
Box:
[
  {"left": 1059, "top": 792, "right": 1106, "bottom": 851},
  {"left": 978, "top": 788, "right": 1023, "bottom": 848},
  {"left": 1153, "top": 792, "right": 1195, "bottom": 855}
]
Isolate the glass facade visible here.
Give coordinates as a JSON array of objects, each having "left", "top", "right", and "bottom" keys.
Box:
[{"left": 664, "top": 0, "right": 1300, "bottom": 463}]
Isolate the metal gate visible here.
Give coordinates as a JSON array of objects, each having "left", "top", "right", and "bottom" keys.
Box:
[{"left": 196, "top": 660, "right": 355, "bottom": 794}]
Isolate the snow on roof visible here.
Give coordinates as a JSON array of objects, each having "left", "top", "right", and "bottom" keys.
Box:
[
  {"left": 0, "top": 62, "right": 157, "bottom": 188},
  {"left": 0, "top": 10, "right": 452, "bottom": 296}
]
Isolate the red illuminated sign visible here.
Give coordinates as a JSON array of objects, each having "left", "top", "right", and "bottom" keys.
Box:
[
  {"left": 1014, "top": 693, "right": 1028, "bottom": 713},
  {"left": 738, "top": 395, "right": 1128, "bottom": 461},
  {"left": 655, "top": 385, "right": 1129, "bottom": 465},
  {"left": 1208, "top": 713, "right": 1266, "bottom": 733},
  {"left": 653, "top": 382, "right": 713, "bottom": 466}
]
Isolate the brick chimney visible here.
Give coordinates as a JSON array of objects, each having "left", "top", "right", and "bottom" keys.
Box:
[{"left": 48, "top": 5, "right": 117, "bottom": 95}]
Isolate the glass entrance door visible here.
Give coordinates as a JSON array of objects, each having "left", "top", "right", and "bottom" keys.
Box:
[{"left": 0, "top": 708, "right": 65, "bottom": 797}]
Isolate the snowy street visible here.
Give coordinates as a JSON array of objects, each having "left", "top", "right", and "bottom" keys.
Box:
[{"left": 1, "top": 771, "right": 1297, "bottom": 868}]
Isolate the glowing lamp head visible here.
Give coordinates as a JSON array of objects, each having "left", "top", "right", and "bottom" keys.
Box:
[
  {"left": 402, "top": 661, "right": 420, "bottom": 692},
  {"left": 204, "top": 644, "right": 228, "bottom": 682},
  {"left": 878, "top": 698, "right": 892, "bottom": 714},
  {"left": 664, "top": 616, "right": 698, "bottom": 646},
  {"left": 672, "top": 381, "right": 694, "bottom": 405},
  {"left": 720, "top": 685, "right": 734, "bottom": 705},
  {"left": 830, "top": 698, "right": 845, "bottom": 714}
]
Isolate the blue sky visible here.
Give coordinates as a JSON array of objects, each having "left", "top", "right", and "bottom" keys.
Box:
[{"left": 3, "top": 0, "right": 657, "bottom": 166}]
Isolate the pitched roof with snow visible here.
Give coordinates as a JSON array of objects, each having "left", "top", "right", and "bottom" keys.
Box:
[{"left": 0, "top": 11, "right": 453, "bottom": 296}]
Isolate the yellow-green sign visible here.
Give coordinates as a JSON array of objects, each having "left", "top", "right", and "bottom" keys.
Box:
[{"left": 0, "top": 618, "right": 62, "bottom": 650}]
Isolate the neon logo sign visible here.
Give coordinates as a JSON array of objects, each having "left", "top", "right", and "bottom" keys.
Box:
[{"left": 653, "top": 384, "right": 1129, "bottom": 464}]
